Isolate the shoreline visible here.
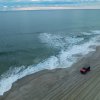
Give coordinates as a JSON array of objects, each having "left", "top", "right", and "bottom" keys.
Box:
[
  {"left": 1, "top": 5, "right": 100, "bottom": 11},
  {"left": 1, "top": 46, "right": 100, "bottom": 100}
]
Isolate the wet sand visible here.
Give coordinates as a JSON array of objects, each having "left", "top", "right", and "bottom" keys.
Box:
[{"left": 1, "top": 46, "right": 100, "bottom": 100}]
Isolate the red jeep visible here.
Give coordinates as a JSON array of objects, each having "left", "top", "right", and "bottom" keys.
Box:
[{"left": 80, "top": 67, "right": 90, "bottom": 74}]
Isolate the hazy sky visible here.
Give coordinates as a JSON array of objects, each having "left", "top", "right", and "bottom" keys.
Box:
[
  {"left": 0, "top": 0, "right": 99, "bottom": 2},
  {"left": 0, "top": 0, "right": 99, "bottom": 7}
]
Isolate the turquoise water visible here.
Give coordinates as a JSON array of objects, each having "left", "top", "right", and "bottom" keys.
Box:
[{"left": 0, "top": 9, "right": 100, "bottom": 95}]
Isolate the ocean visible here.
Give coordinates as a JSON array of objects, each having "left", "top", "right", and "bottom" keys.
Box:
[{"left": 0, "top": 9, "right": 100, "bottom": 95}]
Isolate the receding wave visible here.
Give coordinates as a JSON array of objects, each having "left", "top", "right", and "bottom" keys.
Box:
[{"left": 0, "top": 30, "right": 100, "bottom": 95}]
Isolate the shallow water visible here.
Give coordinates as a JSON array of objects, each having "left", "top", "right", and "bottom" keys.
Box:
[{"left": 0, "top": 9, "right": 100, "bottom": 95}]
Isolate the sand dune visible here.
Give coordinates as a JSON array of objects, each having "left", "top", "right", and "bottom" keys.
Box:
[{"left": 1, "top": 47, "right": 100, "bottom": 100}]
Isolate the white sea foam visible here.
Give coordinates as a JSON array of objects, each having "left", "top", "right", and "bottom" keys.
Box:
[
  {"left": 91, "top": 30, "right": 100, "bottom": 34},
  {"left": 39, "top": 33, "right": 66, "bottom": 48},
  {"left": 82, "top": 32, "right": 92, "bottom": 35},
  {"left": 0, "top": 30, "right": 100, "bottom": 95},
  {"left": 0, "top": 56, "right": 59, "bottom": 95},
  {"left": 82, "top": 30, "right": 100, "bottom": 35},
  {"left": 39, "top": 32, "right": 84, "bottom": 48}
]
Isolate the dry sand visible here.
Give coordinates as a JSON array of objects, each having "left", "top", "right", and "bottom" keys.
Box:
[{"left": 1, "top": 46, "right": 100, "bottom": 100}]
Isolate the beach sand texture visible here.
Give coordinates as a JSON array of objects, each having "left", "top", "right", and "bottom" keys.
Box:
[{"left": 1, "top": 46, "right": 100, "bottom": 100}]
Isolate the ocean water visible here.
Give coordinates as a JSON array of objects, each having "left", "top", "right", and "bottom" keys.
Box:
[{"left": 0, "top": 9, "right": 100, "bottom": 95}]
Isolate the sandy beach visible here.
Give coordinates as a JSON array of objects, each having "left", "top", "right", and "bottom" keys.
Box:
[{"left": 0, "top": 45, "right": 100, "bottom": 100}]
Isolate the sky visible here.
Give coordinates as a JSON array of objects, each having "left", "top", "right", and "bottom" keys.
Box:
[
  {"left": 0, "top": 0, "right": 100, "bottom": 2},
  {"left": 0, "top": 0, "right": 99, "bottom": 7}
]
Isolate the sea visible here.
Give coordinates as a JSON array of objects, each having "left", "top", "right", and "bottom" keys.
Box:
[{"left": 0, "top": 9, "right": 100, "bottom": 95}]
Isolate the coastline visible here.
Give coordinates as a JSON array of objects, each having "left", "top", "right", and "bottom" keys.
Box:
[
  {"left": 1, "top": 5, "right": 100, "bottom": 11},
  {"left": 1, "top": 46, "right": 100, "bottom": 100}
]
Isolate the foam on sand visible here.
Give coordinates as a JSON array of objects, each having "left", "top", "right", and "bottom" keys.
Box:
[{"left": 0, "top": 30, "right": 100, "bottom": 95}]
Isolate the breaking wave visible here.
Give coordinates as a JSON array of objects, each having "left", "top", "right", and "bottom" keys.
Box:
[{"left": 0, "top": 30, "right": 100, "bottom": 95}]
